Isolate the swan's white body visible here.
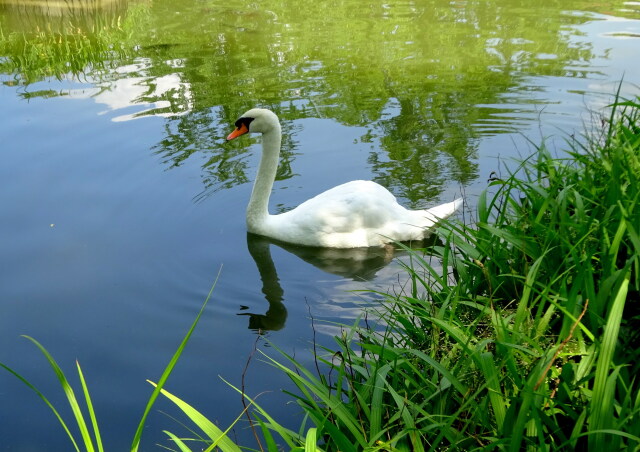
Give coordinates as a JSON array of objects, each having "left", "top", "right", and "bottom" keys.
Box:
[{"left": 227, "top": 108, "right": 462, "bottom": 248}]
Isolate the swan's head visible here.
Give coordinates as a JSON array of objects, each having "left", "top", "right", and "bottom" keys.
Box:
[{"left": 226, "top": 108, "right": 280, "bottom": 140}]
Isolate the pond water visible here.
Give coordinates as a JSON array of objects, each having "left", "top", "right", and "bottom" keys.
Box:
[{"left": 1, "top": 0, "right": 639, "bottom": 450}]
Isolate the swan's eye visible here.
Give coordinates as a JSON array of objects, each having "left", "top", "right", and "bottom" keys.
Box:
[{"left": 234, "top": 117, "right": 254, "bottom": 129}]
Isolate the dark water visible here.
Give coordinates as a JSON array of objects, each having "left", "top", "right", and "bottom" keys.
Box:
[{"left": 1, "top": 0, "right": 639, "bottom": 449}]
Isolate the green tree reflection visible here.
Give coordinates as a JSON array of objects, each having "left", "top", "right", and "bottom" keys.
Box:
[{"left": 1, "top": 0, "right": 631, "bottom": 202}]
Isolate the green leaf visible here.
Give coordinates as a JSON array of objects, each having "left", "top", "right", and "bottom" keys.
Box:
[
  {"left": 221, "top": 377, "right": 303, "bottom": 449},
  {"left": 149, "top": 382, "right": 241, "bottom": 452},
  {"left": 589, "top": 272, "right": 630, "bottom": 450},
  {"left": 131, "top": 269, "right": 221, "bottom": 451},
  {"left": 305, "top": 428, "right": 318, "bottom": 452},
  {"left": 162, "top": 430, "right": 194, "bottom": 452},
  {"left": 478, "top": 352, "right": 507, "bottom": 431},
  {"left": 22, "top": 335, "right": 97, "bottom": 452},
  {"left": 77, "top": 361, "right": 104, "bottom": 452},
  {"left": 0, "top": 361, "right": 81, "bottom": 452}
]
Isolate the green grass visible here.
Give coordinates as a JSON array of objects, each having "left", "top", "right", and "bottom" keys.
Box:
[
  {"left": 0, "top": 272, "right": 244, "bottom": 452},
  {"left": 155, "top": 91, "right": 640, "bottom": 451},
  {"left": 237, "top": 91, "right": 640, "bottom": 451}
]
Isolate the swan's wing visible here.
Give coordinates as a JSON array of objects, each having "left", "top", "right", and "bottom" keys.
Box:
[
  {"left": 281, "top": 180, "right": 402, "bottom": 233},
  {"left": 267, "top": 181, "right": 462, "bottom": 247}
]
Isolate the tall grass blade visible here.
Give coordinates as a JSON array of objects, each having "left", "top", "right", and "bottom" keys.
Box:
[
  {"left": 221, "top": 377, "right": 303, "bottom": 449},
  {"left": 0, "top": 361, "right": 81, "bottom": 452},
  {"left": 162, "top": 430, "right": 193, "bottom": 452},
  {"left": 148, "top": 382, "right": 241, "bottom": 452},
  {"left": 304, "top": 427, "right": 318, "bottom": 452},
  {"left": 255, "top": 416, "right": 284, "bottom": 452},
  {"left": 76, "top": 361, "right": 104, "bottom": 452},
  {"left": 589, "top": 272, "right": 630, "bottom": 450},
  {"left": 478, "top": 352, "right": 507, "bottom": 432},
  {"left": 258, "top": 349, "right": 368, "bottom": 446},
  {"left": 22, "top": 335, "right": 97, "bottom": 452},
  {"left": 131, "top": 269, "right": 222, "bottom": 451}
]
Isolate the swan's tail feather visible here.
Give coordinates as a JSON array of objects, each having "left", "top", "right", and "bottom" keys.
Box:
[{"left": 425, "top": 198, "right": 463, "bottom": 222}]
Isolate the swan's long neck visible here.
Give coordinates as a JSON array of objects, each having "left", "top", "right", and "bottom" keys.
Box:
[{"left": 246, "top": 123, "right": 281, "bottom": 232}]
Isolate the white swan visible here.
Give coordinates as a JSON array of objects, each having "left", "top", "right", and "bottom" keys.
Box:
[{"left": 227, "top": 108, "right": 462, "bottom": 248}]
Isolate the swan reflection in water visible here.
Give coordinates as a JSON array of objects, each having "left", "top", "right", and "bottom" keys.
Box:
[{"left": 239, "top": 232, "right": 441, "bottom": 332}]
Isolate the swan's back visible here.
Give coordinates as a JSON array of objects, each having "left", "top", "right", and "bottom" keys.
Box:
[{"left": 261, "top": 180, "right": 461, "bottom": 248}]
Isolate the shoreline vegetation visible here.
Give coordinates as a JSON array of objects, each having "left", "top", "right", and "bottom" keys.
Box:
[{"left": 2, "top": 91, "right": 639, "bottom": 451}]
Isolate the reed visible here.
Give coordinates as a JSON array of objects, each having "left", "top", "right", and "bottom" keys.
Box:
[
  {"left": 0, "top": 272, "right": 242, "bottom": 452},
  {"left": 156, "top": 92, "right": 640, "bottom": 451},
  {"left": 240, "top": 91, "right": 640, "bottom": 450}
]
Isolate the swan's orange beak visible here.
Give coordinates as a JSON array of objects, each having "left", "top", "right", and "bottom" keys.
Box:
[{"left": 226, "top": 123, "right": 249, "bottom": 140}]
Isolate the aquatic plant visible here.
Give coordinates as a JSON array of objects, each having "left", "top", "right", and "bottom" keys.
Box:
[
  {"left": 154, "top": 92, "right": 639, "bottom": 451},
  {"left": 0, "top": 275, "right": 245, "bottom": 452},
  {"left": 252, "top": 92, "right": 640, "bottom": 450}
]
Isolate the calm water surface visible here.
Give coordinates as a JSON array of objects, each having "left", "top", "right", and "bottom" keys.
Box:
[{"left": 1, "top": 0, "right": 639, "bottom": 449}]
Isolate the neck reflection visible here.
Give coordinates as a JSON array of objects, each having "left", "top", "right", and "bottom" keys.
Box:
[{"left": 242, "top": 233, "right": 440, "bottom": 333}]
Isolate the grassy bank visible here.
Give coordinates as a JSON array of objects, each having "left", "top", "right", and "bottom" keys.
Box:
[
  {"left": 159, "top": 92, "right": 640, "bottom": 451},
  {"left": 2, "top": 93, "right": 639, "bottom": 451},
  {"left": 260, "top": 93, "right": 640, "bottom": 451}
]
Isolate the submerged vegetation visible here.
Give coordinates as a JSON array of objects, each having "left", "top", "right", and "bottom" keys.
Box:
[{"left": 1, "top": 93, "right": 639, "bottom": 450}]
